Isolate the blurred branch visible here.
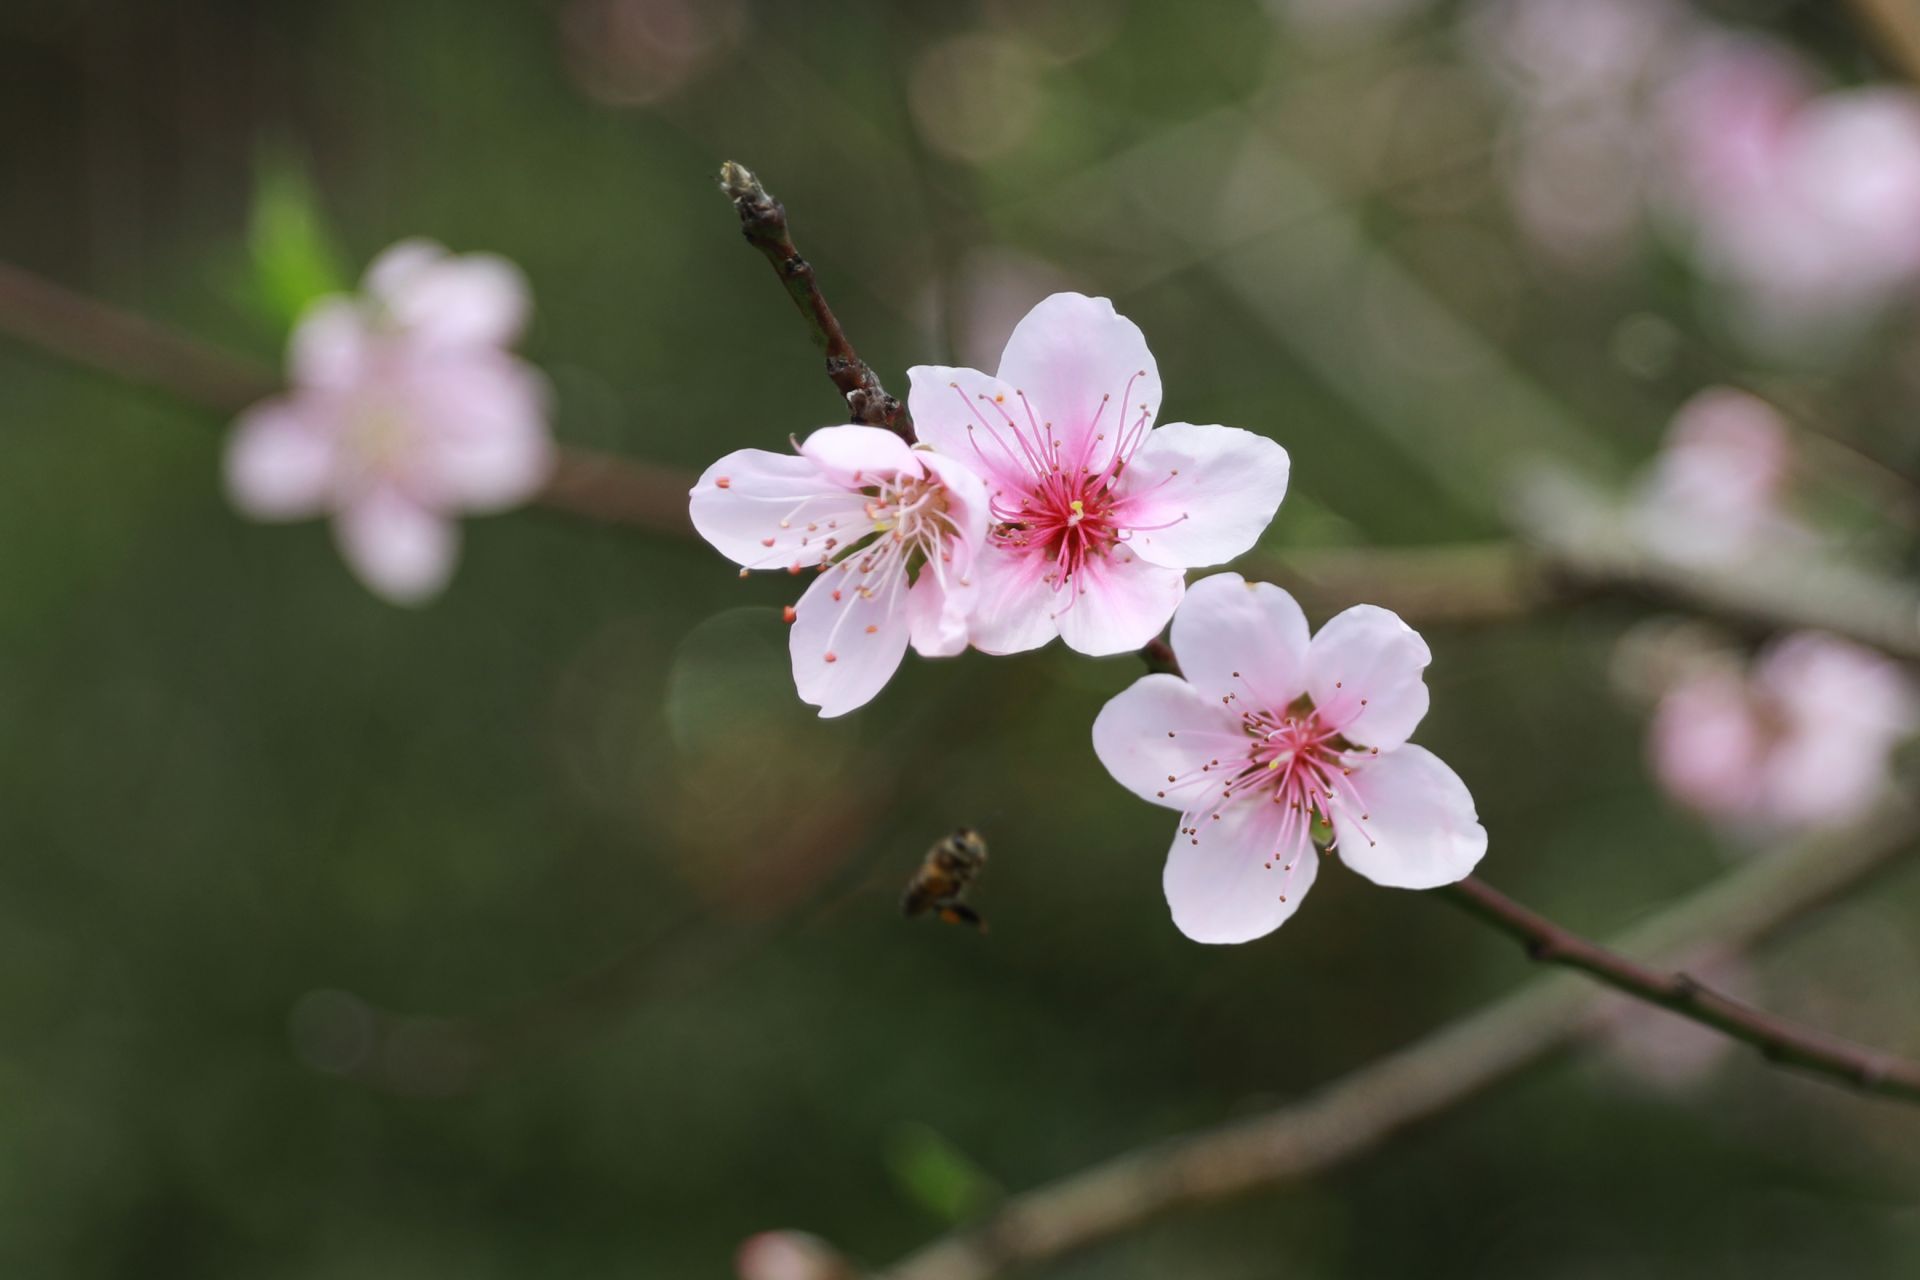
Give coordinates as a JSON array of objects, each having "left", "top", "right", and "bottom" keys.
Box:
[
  {"left": 0, "top": 258, "right": 694, "bottom": 534},
  {"left": 1512, "top": 469, "right": 1920, "bottom": 663},
  {"left": 0, "top": 261, "right": 277, "bottom": 409},
  {"left": 1443, "top": 875, "right": 1920, "bottom": 1101},
  {"left": 1850, "top": 0, "right": 1920, "bottom": 83},
  {"left": 858, "top": 800, "right": 1920, "bottom": 1280},
  {"left": 717, "top": 161, "right": 913, "bottom": 441}
]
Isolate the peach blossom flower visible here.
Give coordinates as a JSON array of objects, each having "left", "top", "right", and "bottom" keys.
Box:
[
  {"left": 690, "top": 426, "right": 989, "bottom": 717},
  {"left": 225, "top": 240, "right": 553, "bottom": 603},
  {"left": 908, "top": 294, "right": 1290, "bottom": 657},
  {"left": 1094, "top": 573, "right": 1486, "bottom": 944}
]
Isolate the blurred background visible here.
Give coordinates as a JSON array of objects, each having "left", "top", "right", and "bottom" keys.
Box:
[{"left": 4, "top": 0, "right": 1920, "bottom": 1275}]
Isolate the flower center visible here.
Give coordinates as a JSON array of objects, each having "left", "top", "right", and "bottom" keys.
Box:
[
  {"left": 990, "top": 471, "right": 1121, "bottom": 581},
  {"left": 1156, "top": 690, "right": 1381, "bottom": 885}
]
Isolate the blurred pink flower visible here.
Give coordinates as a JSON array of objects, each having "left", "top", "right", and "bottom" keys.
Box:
[
  {"left": 908, "top": 293, "right": 1290, "bottom": 657},
  {"left": 1632, "top": 387, "right": 1799, "bottom": 565},
  {"left": 1650, "top": 632, "right": 1918, "bottom": 833},
  {"left": 225, "top": 239, "right": 554, "bottom": 604},
  {"left": 689, "top": 426, "right": 989, "bottom": 718},
  {"left": 735, "top": 1231, "right": 850, "bottom": 1280},
  {"left": 1093, "top": 573, "right": 1486, "bottom": 944},
  {"left": 1465, "top": 0, "right": 1689, "bottom": 109},
  {"left": 1662, "top": 34, "right": 1920, "bottom": 332}
]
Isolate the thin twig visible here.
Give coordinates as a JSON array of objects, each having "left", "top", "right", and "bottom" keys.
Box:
[
  {"left": 863, "top": 801, "right": 1920, "bottom": 1280},
  {"left": 1442, "top": 875, "right": 1920, "bottom": 1100},
  {"left": 717, "top": 161, "right": 913, "bottom": 441}
]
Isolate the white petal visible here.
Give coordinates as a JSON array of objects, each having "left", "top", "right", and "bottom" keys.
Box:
[
  {"left": 1333, "top": 745, "right": 1487, "bottom": 890},
  {"left": 1163, "top": 796, "right": 1320, "bottom": 944},
  {"left": 1117, "top": 423, "right": 1290, "bottom": 569},
  {"left": 1055, "top": 548, "right": 1186, "bottom": 656},
  {"left": 789, "top": 558, "right": 913, "bottom": 717},
  {"left": 333, "top": 489, "right": 459, "bottom": 605},
  {"left": 225, "top": 399, "right": 338, "bottom": 520},
  {"left": 1169, "top": 572, "right": 1311, "bottom": 713},
  {"left": 369, "top": 242, "right": 530, "bottom": 350},
  {"left": 905, "top": 569, "right": 972, "bottom": 658},
  {"left": 994, "top": 293, "right": 1162, "bottom": 476},
  {"left": 289, "top": 297, "right": 370, "bottom": 389},
  {"left": 407, "top": 356, "right": 554, "bottom": 511},
  {"left": 1305, "top": 604, "right": 1432, "bottom": 750},
  {"left": 797, "top": 424, "right": 921, "bottom": 488},
  {"left": 688, "top": 450, "right": 867, "bottom": 570},
  {"left": 916, "top": 449, "right": 992, "bottom": 553},
  {"left": 967, "top": 543, "right": 1062, "bottom": 655},
  {"left": 1092, "top": 673, "right": 1240, "bottom": 809},
  {"left": 906, "top": 364, "right": 1038, "bottom": 491}
]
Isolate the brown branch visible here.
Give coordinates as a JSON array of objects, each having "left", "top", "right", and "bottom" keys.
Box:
[
  {"left": 1849, "top": 0, "right": 1920, "bottom": 84},
  {"left": 1442, "top": 875, "right": 1920, "bottom": 1100},
  {"left": 717, "top": 161, "right": 913, "bottom": 441},
  {"left": 861, "top": 801, "right": 1920, "bottom": 1280}
]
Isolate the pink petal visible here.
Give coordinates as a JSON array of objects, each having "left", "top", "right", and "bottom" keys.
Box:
[
  {"left": 788, "top": 559, "right": 913, "bottom": 717},
  {"left": 1168, "top": 572, "right": 1310, "bottom": 713},
  {"left": 1648, "top": 669, "right": 1762, "bottom": 821},
  {"left": 916, "top": 449, "right": 991, "bottom": 552},
  {"left": 966, "top": 544, "right": 1063, "bottom": 655},
  {"left": 367, "top": 240, "right": 530, "bottom": 350},
  {"left": 796, "top": 425, "right": 921, "bottom": 489},
  {"left": 905, "top": 569, "right": 973, "bottom": 658},
  {"left": 688, "top": 450, "right": 866, "bottom": 570},
  {"left": 407, "top": 356, "right": 555, "bottom": 511},
  {"left": 333, "top": 489, "right": 459, "bottom": 605},
  {"left": 225, "top": 399, "right": 338, "bottom": 520},
  {"left": 993, "top": 293, "right": 1162, "bottom": 475},
  {"left": 1054, "top": 548, "right": 1185, "bottom": 657},
  {"left": 1092, "top": 673, "right": 1239, "bottom": 809},
  {"left": 1162, "top": 796, "right": 1320, "bottom": 944},
  {"left": 289, "top": 297, "right": 371, "bottom": 390},
  {"left": 1333, "top": 745, "right": 1486, "bottom": 889},
  {"left": 1304, "top": 604, "right": 1432, "bottom": 750},
  {"left": 1116, "top": 423, "right": 1290, "bottom": 569},
  {"left": 904, "top": 364, "right": 1029, "bottom": 489}
]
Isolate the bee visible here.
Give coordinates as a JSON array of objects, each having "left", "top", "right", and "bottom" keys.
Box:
[{"left": 901, "top": 827, "right": 989, "bottom": 932}]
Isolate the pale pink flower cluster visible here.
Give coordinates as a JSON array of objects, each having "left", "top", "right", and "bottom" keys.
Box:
[
  {"left": 690, "top": 293, "right": 1291, "bottom": 716},
  {"left": 226, "top": 240, "right": 554, "bottom": 604},
  {"left": 1630, "top": 386, "right": 1801, "bottom": 566},
  {"left": 1466, "top": 1, "right": 1920, "bottom": 334},
  {"left": 1650, "top": 632, "right": 1918, "bottom": 834},
  {"left": 1661, "top": 33, "right": 1920, "bottom": 336},
  {"left": 734, "top": 1231, "right": 849, "bottom": 1280},
  {"left": 691, "top": 293, "right": 1486, "bottom": 947}
]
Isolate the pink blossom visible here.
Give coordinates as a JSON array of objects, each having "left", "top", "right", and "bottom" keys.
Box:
[
  {"left": 224, "top": 239, "right": 554, "bottom": 604},
  {"left": 1093, "top": 573, "right": 1486, "bottom": 944},
  {"left": 735, "top": 1231, "right": 850, "bottom": 1280},
  {"left": 1650, "top": 632, "right": 1918, "bottom": 833},
  {"left": 907, "top": 294, "right": 1290, "bottom": 657},
  {"left": 689, "top": 426, "right": 989, "bottom": 717},
  {"left": 1661, "top": 35, "right": 1920, "bottom": 331},
  {"left": 1632, "top": 387, "right": 1798, "bottom": 565}
]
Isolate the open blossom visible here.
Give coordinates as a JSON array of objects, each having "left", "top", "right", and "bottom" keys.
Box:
[
  {"left": 225, "top": 239, "right": 554, "bottom": 604},
  {"left": 1650, "top": 631, "right": 1918, "bottom": 834},
  {"left": 1093, "top": 573, "right": 1486, "bottom": 944},
  {"left": 1631, "top": 387, "right": 1799, "bottom": 566},
  {"left": 689, "top": 426, "right": 988, "bottom": 717},
  {"left": 907, "top": 293, "right": 1290, "bottom": 657}
]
